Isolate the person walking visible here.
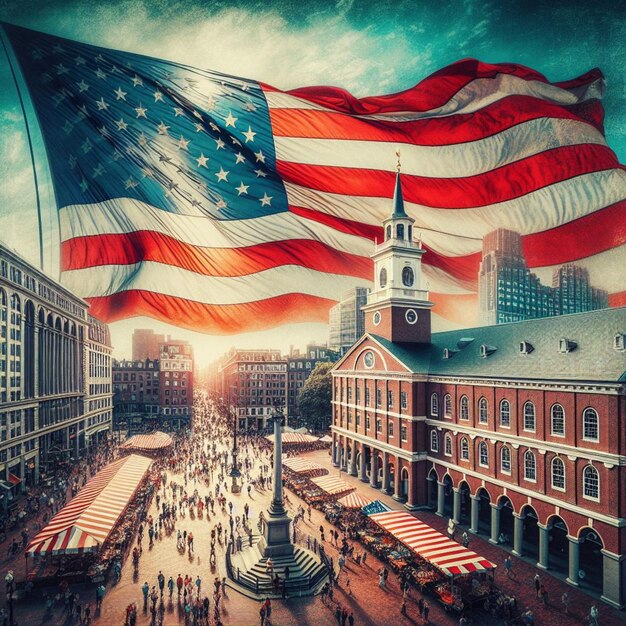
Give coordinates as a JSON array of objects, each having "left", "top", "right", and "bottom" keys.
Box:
[
  {"left": 264, "top": 597, "right": 272, "bottom": 624},
  {"left": 423, "top": 599, "right": 430, "bottom": 624},
  {"left": 540, "top": 583, "right": 548, "bottom": 605},
  {"left": 589, "top": 603, "right": 599, "bottom": 626},
  {"left": 167, "top": 576, "right": 174, "bottom": 599},
  {"left": 418, "top": 598, "right": 424, "bottom": 619},
  {"left": 533, "top": 573, "right": 541, "bottom": 598},
  {"left": 157, "top": 571, "right": 165, "bottom": 596},
  {"left": 259, "top": 603, "right": 266, "bottom": 626},
  {"left": 561, "top": 591, "right": 570, "bottom": 615},
  {"left": 505, "top": 555, "right": 512, "bottom": 578},
  {"left": 142, "top": 581, "right": 149, "bottom": 606}
]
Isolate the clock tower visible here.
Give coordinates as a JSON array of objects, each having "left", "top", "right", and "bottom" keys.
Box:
[{"left": 362, "top": 165, "right": 433, "bottom": 344}]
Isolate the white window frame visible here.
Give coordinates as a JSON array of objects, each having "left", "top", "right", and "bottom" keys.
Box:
[
  {"left": 478, "top": 397, "right": 488, "bottom": 424},
  {"left": 582, "top": 465, "right": 600, "bottom": 501},
  {"left": 501, "top": 447, "right": 511, "bottom": 474},
  {"left": 444, "top": 394, "right": 452, "bottom": 419},
  {"left": 551, "top": 457, "right": 566, "bottom": 491},
  {"left": 444, "top": 433, "right": 452, "bottom": 457},
  {"left": 551, "top": 403, "right": 565, "bottom": 437},
  {"left": 388, "top": 420, "right": 394, "bottom": 437},
  {"left": 460, "top": 437, "right": 469, "bottom": 461},
  {"left": 400, "top": 424, "right": 408, "bottom": 442},
  {"left": 400, "top": 390, "right": 407, "bottom": 410},
  {"left": 459, "top": 396, "right": 469, "bottom": 421},
  {"left": 523, "top": 401, "right": 536, "bottom": 432},
  {"left": 524, "top": 450, "right": 536, "bottom": 482},
  {"left": 582, "top": 407, "right": 599, "bottom": 442},
  {"left": 430, "top": 430, "right": 439, "bottom": 452},
  {"left": 478, "top": 442, "right": 489, "bottom": 467},
  {"left": 430, "top": 393, "right": 438, "bottom": 417},
  {"left": 499, "top": 399, "right": 511, "bottom": 428}
]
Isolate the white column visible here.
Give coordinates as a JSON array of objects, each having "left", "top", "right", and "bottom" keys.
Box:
[
  {"left": 512, "top": 513, "right": 524, "bottom": 557},
  {"left": 601, "top": 549, "right": 626, "bottom": 610},
  {"left": 452, "top": 487, "right": 461, "bottom": 524},
  {"left": 436, "top": 482, "right": 445, "bottom": 516},
  {"left": 537, "top": 523, "right": 550, "bottom": 570},
  {"left": 359, "top": 445, "right": 368, "bottom": 482},
  {"left": 348, "top": 441, "right": 357, "bottom": 476},
  {"left": 489, "top": 504, "right": 501, "bottom": 545},
  {"left": 381, "top": 452, "right": 390, "bottom": 494},
  {"left": 566, "top": 536, "right": 580, "bottom": 587},
  {"left": 332, "top": 439, "right": 339, "bottom": 467},
  {"left": 369, "top": 451, "right": 378, "bottom": 488},
  {"left": 469, "top": 495, "right": 480, "bottom": 534}
]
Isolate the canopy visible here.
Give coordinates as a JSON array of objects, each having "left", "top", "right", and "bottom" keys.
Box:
[
  {"left": 337, "top": 492, "right": 373, "bottom": 509},
  {"left": 27, "top": 454, "right": 152, "bottom": 556},
  {"left": 282, "top": 457, "right": 328, "bottom": 477},
  {"left": 318, "top": 435, "right": 333, "bottom": 443},
  {"left": 121, "top": 431, "right": 173, "bottom": 451},
  {"left": 265, "top": 433, "right": 318, "bottom": 445},
  {"left": 310, "top": 475, "right": 355, "bottom": 497},
  {"left": 369, "top": 510, "right": 496, "bottom": 577}
]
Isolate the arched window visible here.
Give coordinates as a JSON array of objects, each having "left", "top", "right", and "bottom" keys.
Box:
[
  {"left": 499, "top": 399, "right": 511, "bottom": 427},
  {"left": 444, "top": 433, "right": 452, "bottom": 456},
  {"left": 430, "top": 430, "right": 439, "bottom": 452},
  {"left": 501, "top": 446, "right": 511, "bottom": 474},
  {"left": 523, "top": 402, "right": 536, "bottom": 431},
  {"left": 444, "top": 393, "right": 452, "bottom": 418},
  {"left": 386, "top": 225, "right": 391, "bottom": 240},
  {"left": 396, "top": 224, "right": 405, "bottom": 240},
  {"left": 460, "top": 437, "right": 469, "bottom": 460},
  {"left": 524, "top": 450, "right": 536, "bottom": 481},
  {"left": 379, "top": 267, "right": 387, "bottom": 289},
  {"left": 582, "top": 408, "right": 599, "bottom": 441},
  {"left": 402, "top": 266, "right": 415, "bottom": 287},
  {"left": 479, "top": 442, "right": 489, "bottom": 467},
  {"left": 583, "top": 465, "right": 599, "bottom": 500},
  {"left": 551, "top": 457, "right": 565, "bottom": 490},
  {"left": 459, "top": 396, "right": 469, "bottom": 420},
  {"left": 551, "top": 404, "right": 565, "bottom": 436},
  {"left": 478, "top": 397, "right": 488, "bottom": 423},
  {"left": 430, "top": 393, "right": 438, "bottom": 417}
]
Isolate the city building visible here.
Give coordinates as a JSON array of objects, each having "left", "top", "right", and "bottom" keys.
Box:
[
  {"left": 478, "top": 228, "right": 608, "bottom": 325},
  {"left": 112, "top": 358, "right": 160, "bottom": 432},
  {"left": 0, "top": 242, "right": 113, "bottom": 506},
  {"left": 132, "top": 328, "right": 165, "bottom": 360},
  {"left": 328, "top": 287, "right": 369, "bottom": 355},
  {"left": 286, "top": 345, "right": 338, "bottom": 426},
  {"left": 331, "top": 174, "right": 626, "bottom": 609},
  {"left": 158, "top": 339, "right": 193, "bottom": 429},
  {"left": 217, "top": 349, "right": 287, "bottom": 431}
]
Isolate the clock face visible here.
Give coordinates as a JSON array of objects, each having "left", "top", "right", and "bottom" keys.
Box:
[
  {"left": 373, "top": 311, "right": 381, "bottom": 326},
  {"left": 363, "top": 351, "right": 375, "bottom": 368},
  {"left": 405, "top": 309, "right": 418, "bottom": 324}
]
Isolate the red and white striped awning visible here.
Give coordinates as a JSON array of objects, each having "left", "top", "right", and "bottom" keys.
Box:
[
  {"left": 265, "top": 433, "right": 319, "bottom": 445},
  {"left": 121, "top": 431, "right": 173, "bottom": 451},
  {"left": 369, "top": 510, "right": 496, "bottom": 577},
  {"left": 282, "top": 457, "right": 328, "bottom": 477},
  {"left": 27, "top": 454, "right": 152, "bottom": 556},
  {"left": 310, "top": 475, "right": 355, "bottom": 497},
  {"left": 337, "top": 492, "right": 373, "bottom": 509}
]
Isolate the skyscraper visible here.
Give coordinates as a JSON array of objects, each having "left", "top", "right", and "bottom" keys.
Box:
[
  {"left": 478, "top": 229, "right": 607, "bottom": 325},
  {"left": 132, "top": 329, "right": 165, "bottom": 360},
  {"left": 328, "top": 287, "right": 369, "bottom": 355}
]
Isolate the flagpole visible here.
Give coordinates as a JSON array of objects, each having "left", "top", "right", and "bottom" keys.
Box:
[{"left": 0, "top": 24, "right": 45, "bottom": 271}]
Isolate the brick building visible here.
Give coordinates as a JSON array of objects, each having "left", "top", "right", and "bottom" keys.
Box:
[
  {"left": 158, "top": 340, "right": 193, "bottom": 428},
  {"left": 331, "top": 173, "right": 626, "bottom": 609}
]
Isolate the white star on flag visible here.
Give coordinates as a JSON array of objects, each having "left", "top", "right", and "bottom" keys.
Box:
[
  {"left": 259, "top": 192, "right": 272, "bottom": 206},
  {"left": 215, "top": 167, "right": 229, "bottom": 182}
]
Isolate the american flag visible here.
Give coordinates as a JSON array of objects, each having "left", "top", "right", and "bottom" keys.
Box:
[{"left": 4, "top": 23, "right": 624, "bottom": 333}]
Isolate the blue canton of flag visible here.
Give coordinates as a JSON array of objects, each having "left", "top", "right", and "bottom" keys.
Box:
[{"left": 4, "top": 22, "right": 284, "bottom": 220}]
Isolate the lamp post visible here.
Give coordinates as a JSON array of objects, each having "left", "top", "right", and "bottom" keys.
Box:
[{"left": 228, "top": 394, "right": 241, "bottom": 494}]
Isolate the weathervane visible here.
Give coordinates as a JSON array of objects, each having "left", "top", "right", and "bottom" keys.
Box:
[{"left": 395, "top": 148, "right": 401, "bottom": 173}]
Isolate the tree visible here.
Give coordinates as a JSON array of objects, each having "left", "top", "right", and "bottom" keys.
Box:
[{"left": 297, "top": 361, "right": 334, "bottom": 432}]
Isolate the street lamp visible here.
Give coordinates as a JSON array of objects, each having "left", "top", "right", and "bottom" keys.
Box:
[{"left": 228, "top": 393, "right": 241, "bottom": 494}]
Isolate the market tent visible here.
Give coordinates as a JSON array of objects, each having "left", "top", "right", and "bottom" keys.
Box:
[
  {"left": 265, "top": 433, "right": 318, "bottom": 445},
  {"left": 282, "top": 457, "right": 328, "bottom": 477},
  {"left": 121, "top": 431, "right": 173, "bottom": 451},
  {"left": 318, "top": 435, "right": 333, "bottom": 443},
  {"left": 310, "top": 475, "right": 355, "bottom": 497},
  {"left": 337, "top": 492, "right": 373, "bottom": 509},
  {"left": 369, "top": 510, "right": 496, "bottom": 577},
  {"left": 27, "top": 454, "right": 152, "bottom": 556}
]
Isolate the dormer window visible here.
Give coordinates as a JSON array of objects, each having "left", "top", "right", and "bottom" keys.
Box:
[
  {"left": 614, "top": 333, "right": 625, "bottom": 351},
  {"left": 559, "top": 338, "right": 577, "bottom": 353},
  {"left": 519, "top": 341, "right": 533, "bottom": 354},
  {"left": 480, "top": 344, "right": 496, "bottom": 358}
]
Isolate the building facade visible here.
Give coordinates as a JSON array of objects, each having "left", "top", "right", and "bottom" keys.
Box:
[
  {"left": 132, "top": 328, "right": 165, "bottom": 360},
  {"left": 0, "top": 243, "right": 112, "bottom": 506},
  {"left": 158, "top": 340, "right": 193, "bottom": 429},
  {"left": 331, "top": 175, "right": 626, "bottom": 609},
  {"left": 112, "top": 359, "right": 160, "bottom": 432},
  {"left": 478, "top": 228, "right": 608, "bottom": 325},
  {"left": 328, "top": 287, "right": 369, "bottom": 355}
]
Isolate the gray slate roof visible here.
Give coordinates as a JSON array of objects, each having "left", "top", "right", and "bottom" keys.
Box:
[{"left": 370, "top": 307, "right": 626, "bottom": 383}]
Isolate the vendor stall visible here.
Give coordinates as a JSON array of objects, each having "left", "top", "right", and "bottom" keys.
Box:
[
  {"left": 337, "top": 492, "right": 373, "bottom": 509},
  {"left": 26, "top": 454, "right": 153, "bottom": 583},
  {"left": 310, "top": 475, "right": 355, "bottom": 498},
  {"left": 265, "top": 432, "right": 319, "bottom": 445},
  {"left": 121, "top": 431, "right": 173, "bottom": 453},
  {"left": 282, "top": 457, "right": 328, "bottom": 478}
]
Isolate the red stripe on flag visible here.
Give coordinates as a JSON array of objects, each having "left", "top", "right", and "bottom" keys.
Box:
[
  {"left": 61, "top": 233, "right": 372, "bottom": 279},
  {"left": 86, "top": 291, "right": 336, "bottom": 333}
]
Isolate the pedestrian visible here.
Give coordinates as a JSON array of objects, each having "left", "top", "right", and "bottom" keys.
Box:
[
  {"left": 418, "top": 598, "right": 424, "bottom": 619},
  {"left": 534, "top": 573, "right": 541, "bottom": 598},
  {"left": 142, "top": 581, "right": 149, "bottom": 605},
  {"left": 341, "top": 606, "right": 348, "bottom": 626},
  {"left": 540, "top": 583, "right": 548, "bottom": 605},
  {"left": 400, "top": 596, "right": 407, "bottom": 615},
  {"left": 362, "top": 551, "right": 367, "bottom": 567},
  {"left": 461, "top": 531, "right": 469, "bottom": 547},
  {"left": 334, "top": 605, "right": 342, "bottom": 625},
  {"left": 561, "top": 591, "right": 570, "bottom": 615},
  {"left": 168, "top": 576, "right": 174, "bottom": 598},
  {"left": 259, "top": 603, "right": 266, "bottom": 626},
  {"left": 264, "top": 597, "right": 272, "bottom": 622},
  {"left": 158, "top": 570, "right": 165, "bottom": 596},
  {"left": 589, "top": 603, "right": 599, "bottom": 626},
  {"left": 95, "top": 584, "right": 105, "bottom": 609},
  {"left": 505, "top": 555, "right": 512, "bottom": 578},
  {"left": 348, "top": 611, "right": 354, "bottom": 626},
  {"left": 345, "top": 575, "right": 351, "bottom": 596},
  {"left": 177, "top": 574, "right": 183, "bottom": 596},
  {"left": 423, "top": 599, "right": 430, "bottom": 623}
]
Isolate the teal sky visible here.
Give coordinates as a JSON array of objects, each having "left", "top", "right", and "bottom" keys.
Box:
[{"left": 0, "top": 0, "right": 624, "bottom": 363}]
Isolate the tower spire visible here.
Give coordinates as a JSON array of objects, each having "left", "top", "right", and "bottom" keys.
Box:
[{"left": 392, "top": 148, "right": 408, "bottom": 218}]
